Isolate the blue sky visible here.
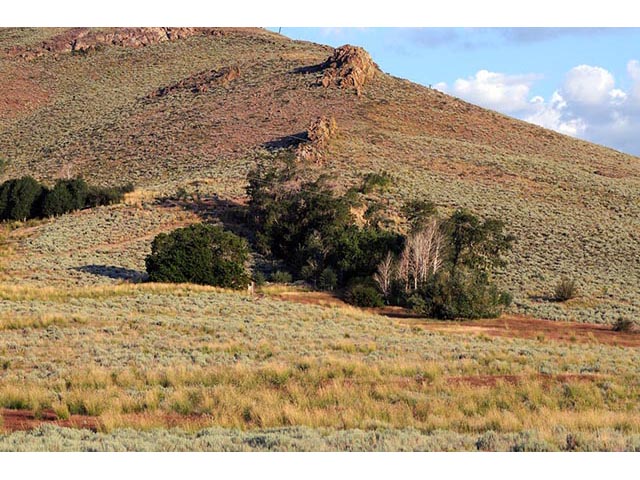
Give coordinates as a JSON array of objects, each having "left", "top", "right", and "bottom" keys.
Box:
[{"left": 270, "top": 28, "right": 640, "bottom": 156}]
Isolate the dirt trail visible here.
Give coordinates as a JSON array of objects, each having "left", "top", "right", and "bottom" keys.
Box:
[
  {"left": 0, "top": 408, "right": 99, "bottom": 433},
  {"left": 267, "top": 290, "right": 640, "bottom": 348}
]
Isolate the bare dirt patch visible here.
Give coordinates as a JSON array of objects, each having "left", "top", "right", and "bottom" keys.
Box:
[
  {"left": 446, "top": 373, "right": 602, "bottom": 388},
  {"left": 266, "top": 290, "right": 640, "bottom": 347},
  {"left": 1, "top": 408, "right": 99, "bottom": 433},
  {"left": 406, "top": 314, "right": 640, "bottom": 348}
]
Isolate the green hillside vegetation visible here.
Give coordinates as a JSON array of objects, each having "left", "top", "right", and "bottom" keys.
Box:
[
  {"left": 1, "top": 27, "right": 640, "bottom": 451},
  {"left": 1, "top": 27, "right": 638, "bottom": 323}
]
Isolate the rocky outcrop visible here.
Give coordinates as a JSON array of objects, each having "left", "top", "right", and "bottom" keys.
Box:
[
  {"left": 296, "top": 116, "right": 338, "bottom": 162},
  {"left": 318, "top": 45, "right": 379, "bottom": 95},
  {"left": 149, "top": 66, "right": 241, "bottom": 98},
  {"left": 8, "top": 27, "right": 224, "bottom": 60}
]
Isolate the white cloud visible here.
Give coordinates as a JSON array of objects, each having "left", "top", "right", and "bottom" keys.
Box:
[
  {"left": 626, "top": 60, "right": 640, "bottom": 104},
  {"left": 561, "top": 65, "right": 615, "bottom": 105},
  {"left": 439, "top": 70, "right": 540, "bottom": 113},
  {"left": 440, "top": 62, "right": 640, "bottom": 155},
  {"left": 524, "top": 91, "right": 587, "bottom": 137}
]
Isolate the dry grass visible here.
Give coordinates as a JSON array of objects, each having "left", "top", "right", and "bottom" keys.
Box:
[{"left": 0, "top": 283, "right": 638, "bottom": 443}]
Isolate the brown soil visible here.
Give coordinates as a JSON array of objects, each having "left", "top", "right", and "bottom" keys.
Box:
[
  {"left": 408, "top": 314, "right": 640, "bottom": 348},
  {"left": 0, "top": 408, "right": 99, "bottom": 433},
  {"left": 446, "top": 373, "right": 602, "bottom": 388},
  {"left": 266, "top": 290, "right": 640, "bottom": 348},
  {"left": 0, "top": 64, "right": 51, "bottom": 120}
]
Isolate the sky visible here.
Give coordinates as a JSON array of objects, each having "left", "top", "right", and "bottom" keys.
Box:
[{"left": 270, "top": 28, "right": 640, "bottom": 156}]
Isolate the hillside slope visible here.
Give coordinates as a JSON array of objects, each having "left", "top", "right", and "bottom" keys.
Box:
[{"left": 1, "top": 27, "right": 639, "bottom": 323}]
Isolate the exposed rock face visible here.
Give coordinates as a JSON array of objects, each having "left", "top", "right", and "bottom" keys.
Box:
[
  {"left": 319, "top": 45, "right": 379, "bottom": 95},
  {"left": 8, "top": 27, "right": 224, "bottom": 60},
  {"left": 297, "top": 116, "right": 338, "bottom": 162},
  {"left": 149, "top": 66, "right": 241, "bottom": 98}
]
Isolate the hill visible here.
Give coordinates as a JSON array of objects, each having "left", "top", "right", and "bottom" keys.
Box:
[
  {"left": 1, "top": 27, "right": 640, "bottom": 451},
  {"left": 1, "top": 27, "right": 639, "bottom": 323}
]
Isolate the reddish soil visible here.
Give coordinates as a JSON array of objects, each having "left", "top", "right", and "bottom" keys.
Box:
[
  {"left": 0, "top": 408, "right": 99, "bottom": 433},
  {"left": 0, "top": 64, "right": 51, "bottom": 120},
  {"left": 267, "top": 290, "right": 640, "bottom": 348},
  {"left": 409, "top": 314, "right": 640, "bottom": 348},
  {"left": 446, "top": 373, "right": 602, "bottom": 388}
]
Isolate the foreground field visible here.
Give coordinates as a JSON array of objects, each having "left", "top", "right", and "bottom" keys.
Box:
[
  {"left": 3, "top": 424, "right": 640, "bottom": 452},
  {"left": 0, "top": 282, "right": 639, "bottom": 450}
]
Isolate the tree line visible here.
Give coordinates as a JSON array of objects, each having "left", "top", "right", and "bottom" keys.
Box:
[
  {"left": 146, "top": 155, "right": 515, "bottom": 319},
  {"left": 0, "top": 176, "right": 133, "bottom": 222}
]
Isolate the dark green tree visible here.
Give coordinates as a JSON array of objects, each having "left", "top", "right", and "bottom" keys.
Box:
[
  {"left": 0, "top": 176, "right": 45, "bottom": 221},
  {"left": 145, "top": 224, "right": 250, "bottom": 289},
  {"left": 42, "top": 178, "right": 89, "bottom": 217}
]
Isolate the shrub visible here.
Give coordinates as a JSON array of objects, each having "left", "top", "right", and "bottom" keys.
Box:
[
  {"left": 613, "top": 317, "right": 636, "bottom": 333},
  {"left": 345, "top": 282, "right": 384, "bottom": 308},
  {"left": 400, "top": 209, "right": 514, "bottom": 319},
  {"left": 270, "top": 270, "right": 292, "bottom": 284},
  {"left": 248, "top": 159, "right": 401, "bottom": 286},
  {"left": 253, "top": 271, "right": 266, "bottom": 286},
  {"left": 402, "top": 199, "right": 437, "bottom": 229},
  {"left": 318, "top": 267, "right": 338, "bottom": 291},
  {"left": 360, "top": 171, "right": 393, "bottom": 194},
  {"left": 0, "top": 176, "right": 131, "bottom": 221},
  {"left": 0, "top": 176, "right": 44, "bottom": 221},
  {"left": 413, "top": 270, "right": 508, "bottom": 319},
  {"left": 41, "top": 178, "right": 88, "bottom": 217},
  {"left": 554, "top": 277, "right": 577, "bottom": 302},
  {"left": 145, "top": 224, "right": 250, "bottom": 289},
  {"left": 85, "top": 185, "right": 130, "bottom": 208}
]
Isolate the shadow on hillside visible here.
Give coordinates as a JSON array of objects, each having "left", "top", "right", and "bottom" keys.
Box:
[
  {"left": 74, "top": 265, "right": 147, "bottom": 282},
  {"left": 262, "top": 131, "right": 308, "bottom": 151},
  {"left": 529, "top": 295, "right": 558, "bottom": 303},
  {"left": 158, "top": 195, "right": 253, "bottom": 240},
  {"left": 292, "top": 63, "right": 325, "bottom": 75}
]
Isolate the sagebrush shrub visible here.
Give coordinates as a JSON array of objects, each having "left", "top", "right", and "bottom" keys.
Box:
[
  {"left": 613, "top": 317, "right": 636, "bottom": 332},
  {"left": 554, "top": 277, "right": 577, "bottom": 302}
]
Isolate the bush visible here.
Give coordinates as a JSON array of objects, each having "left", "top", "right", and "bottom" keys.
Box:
[
  {"left": 85, "top": 184, "right": 132, "bottom": 208},
  {"left": 247, "top": 159, "right": 401, "bottom": 287},
  {"left": 318, "top": 267, "right": 338, "bottom": 291},
  {"left": 360, "top": 171, "right": 393, "bottom": 194},
  {"left": 270, "top": 270, "right": 292, "bottom": 284},
  {"left": 413, "top": 270, "right": 508, "bottom": 319},
  {"left": 554, "top": 277, "right": 577, "bottom": 302},
  {"left": 253, "top": 271, "right": 266, "bottom": 286},
  {"left": 41, "top": 178, "right": 88, "bottom": 217},
  {"left": 0, "top": 176, "right": 131, "bottom": 221},
  {"left": 345, "top": 282, "right": 384, "bottom": 308},
  {"left": 0, "top": 176, "right": 44, "bottom": 221},
  {"left": 613, "top": 317, "right": 636, "bottom": 333},
  {"left": 145, "top": 224, "right": 250, "bottom": 289}
]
